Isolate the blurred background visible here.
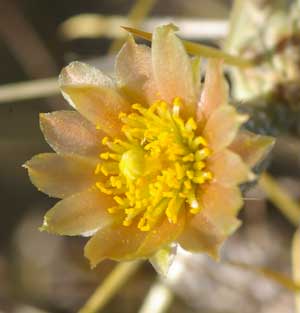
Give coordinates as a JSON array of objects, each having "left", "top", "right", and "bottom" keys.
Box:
[{"left": 0, "top": 0, "right": 299, "bottom": 312}]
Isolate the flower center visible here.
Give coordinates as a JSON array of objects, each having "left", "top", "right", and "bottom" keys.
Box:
[{"left": 94, "top": 97, "right": 213, "bottom": 231}]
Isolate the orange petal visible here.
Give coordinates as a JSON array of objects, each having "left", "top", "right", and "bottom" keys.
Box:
[
  {"left": 203, "top": 105, "right": 248, "bottom": 153},
  {"left": 40, "top": 110, "right": 104, "bottom": 157},
  {"left": 207, "top": 149, "right": 254, "bottom": 186},
  {"left": 229, "top": 130, "right": 275, "bottom": 167},
  {"left": 41, "top": 189, "right": 114, "bottom": 236},
  {"left": 84, "top": 224, "right": 147, "bottom": 267},
  {"left": 115, "top": 35, "right": 158, "bottom": 105},
  {"left": 198, "top": 59, "right": 227, "bottom": 122},
  {"left": 24, "top": 153, "right": 99, "bottom": 198},
  {"left": 85, "top": 214, "right": 185, "bottom": 267},
  {"left": 59, "top": 61, "right": 131, "bottom": 136},
  {"left": 198, "top": 183, "right": 242, "bottom": 236},
  {"left": 135, "top": 211, "right": 186, "bottom": 257},
  {"left": 152, "top": 24, "right": 197, "bottom": 116},
  {"left": 178, "top": 212, "right": 225, "bottom": 259}
]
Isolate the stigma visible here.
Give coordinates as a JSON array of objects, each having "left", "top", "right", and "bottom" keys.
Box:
[{"left": 94, "top": 97, "right": 213, "bottom": 231}]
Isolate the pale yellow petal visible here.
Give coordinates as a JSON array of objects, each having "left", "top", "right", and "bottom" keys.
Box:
[
  {"left": 59, "top": 61, "right": 131, "bottom": 136},
  {"left": 41, "top": 189, "right": 115, "bottom": 235},
  {"left": 199, "top": 183, "right": 242, "bottom": 236},
  {"left": 24, "top": 153, "right": 99, "bottom": 198},
  {"left": 40, "top": 110, "right": 103, "bottom": 157},
  {"left": 197, "top": 59, "right": 227, "bottom": 122},
  {"left": 229, "top": 130, "right": 275, "bottom": 167},
  {"left": 178, "top": 212, "right": 225, "bottom": 259},
  {"left": 115, "top": 35, "right": 158, "bottom": 105},
  {"left": 152, "top": 24, "right": 197, "bottom": 116},
  {"left": 203, "top": 105, "right": 247, "bottom": 153},
  {"left": 207, "top": 149, "right": 253, "bottom": 186}
]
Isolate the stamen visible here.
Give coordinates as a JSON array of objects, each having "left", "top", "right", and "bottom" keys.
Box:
[{"left": 94, "top": 98, "right": 213, "bottom": 231}]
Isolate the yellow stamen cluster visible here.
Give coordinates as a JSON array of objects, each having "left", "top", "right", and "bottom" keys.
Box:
[{"left": 94, "top": 97, "right": 213, "bottom": 231}]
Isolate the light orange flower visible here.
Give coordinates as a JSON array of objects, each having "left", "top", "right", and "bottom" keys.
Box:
[{"left": 25, "top": 25, "right": 274, "bottom": 268}]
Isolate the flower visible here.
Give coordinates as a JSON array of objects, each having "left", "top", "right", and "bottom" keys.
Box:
[{"left": 24, "top": 25, "right": 274, "bottom": 269}]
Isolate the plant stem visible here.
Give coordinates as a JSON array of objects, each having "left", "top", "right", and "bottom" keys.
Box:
[
  {"left": 0, "top": 78, "right": 58, "bottom": 103},
  {"left": 259, "top": 172, "right": 300, "bottom": 226},
  {"left": 122, "top": 26, "right": 254, "bottom": 68},
  {"left": 138, "top": 280, "right": 174, "bottom": 313},
  {"left": 108, "top": 0, "right": 157, "bottom": 54},
  {"left": 228, "top": 261, "right": 300, "bottom": 292},
  {"left": 292, "top": 228, "right": 300, "bottom": 312},
  {"left": 78, "top": 260, "right": 143, "bottom": 313},
  {"left": 223, "top": 0, "right": 245, "bottom": 53}
]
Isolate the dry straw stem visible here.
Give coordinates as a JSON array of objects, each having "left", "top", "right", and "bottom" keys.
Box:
[
  {"left": 78, "top": 261, "right": 142, "bottom": 313},
  {"left": 228, "top": 261, "right": 300, "bottom": 292},
  {"left": 123, "top": 26, "right": 254, "bottom": 68},
  {"left": 292, "top": 228, "right": 300, "bottom": 312},
  {"left": 108, "top": 0, "right": 157, "bottom": 54},
  {"left": 223, "top": 0, "right": 245, "bottom": 53},
  {"left": 0, "top": 78, "right": 58, "bottom": 103},
  {"left": 59, "top": 16, "right": 228, "bottom": 41},
  {"left": 259, "top": 172, "right": 300, "bottom": 226},
  {"left": 138, "top": 280, "right": 174, "bottom": 313}
]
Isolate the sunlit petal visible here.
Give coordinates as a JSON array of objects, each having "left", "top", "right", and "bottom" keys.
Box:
[
  {"left": 41, "top": 189, "right": 115, "bottom": 235},
  {"left": 178, "top": 213, "right": 225, "bottom": 259},
  {"left": 198, "top": 59, "right": 227, "bottom": 122},
  {"left": 199, "top": 183, "right": 242, "bottom": 236},
  {"left": 230, "top": 130, "right": 275, "bottom": 167},
  {"left": 152, "top": 24, "right": 197, "bottom": 116},
  {"left": 207, "top": 149, "right": 254, "bottom": 186},
  {"left": 203, "top": 105, "right": 248, "bottom": 153},
  {"left": 59, "top": 61, "right": 131, "bottom": 136},
  {"left": 40, "top": 110, "right": 104, "bottom": 156},
  {"left": 115, "top": 35, "right": 158, "bottom": 105},
  {"left": 85, "top": 213, "right": 185, "bottom": 267},
  {"left": 24, "top": 153, "right": 99, "bottom": 198},
  {"left": 84, "top": 224, "right": 147, "bottom": 267}
]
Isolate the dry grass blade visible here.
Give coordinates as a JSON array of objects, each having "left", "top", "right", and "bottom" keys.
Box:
[
  {"left": 259, "top": 172, "right": 300, "bottom": 226},
  {"left": 292, "top": 228, "right": 300, "bottom": 312},
  {"left": 0, "top": 78, "right": 59, "bottom": 103},
  {"left": 138, "top": 280, "right": 173, "bottom": 313},
  {"left": 224, "top": 0, "right": 245, "bottom": 53},
  {"left": 122, "top": 26, "right": 254, "bottom": 68},
  {"left": 108, "top": 0, "right": 157, "bottom": 54},
  {"left": 59, "top": 16, "right": 228, "bottom": 41},
  {"left": 228, "top": 261, "right": 300, "bottom": 292},
  {"left": 78, "top": 261, "right": 143, "bottom": 313}
]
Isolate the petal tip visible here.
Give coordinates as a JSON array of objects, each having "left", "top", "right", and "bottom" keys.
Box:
[
  {"left": 39, "top": 214, "right": 54, "bottom": 233},
  {"left": 59, "top": 61, "right": 109, "bottom": 88},
  {"left": 39, "top": 112, "right": 50, "bottom": 128},
  {"left": 84, "top": 245, "right": 101, "bottom": 269},
  {"left": 209, "top": 250, "right": 220, "bottom": 261},
  {"left": 155, "top": 23, "right": 179, "bottom": 35}
]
